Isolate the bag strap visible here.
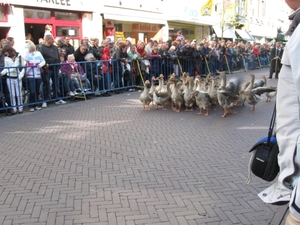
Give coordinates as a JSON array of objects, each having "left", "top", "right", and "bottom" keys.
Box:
[{"left": 267, "top": 103, "right": 276, "bottom": 144}]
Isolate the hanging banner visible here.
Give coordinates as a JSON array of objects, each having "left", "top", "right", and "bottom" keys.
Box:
[{"left": 200, "top": 0, "right": 213, "bottom": 16}]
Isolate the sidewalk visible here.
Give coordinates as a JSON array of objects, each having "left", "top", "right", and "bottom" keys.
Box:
[{"left": 0, "top": 68, "right": 283, "bottom": 225}]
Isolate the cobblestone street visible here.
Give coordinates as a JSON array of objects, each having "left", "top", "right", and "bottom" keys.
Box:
[{"left": 0, "top": 69, "right": 285, "bottom": 225}]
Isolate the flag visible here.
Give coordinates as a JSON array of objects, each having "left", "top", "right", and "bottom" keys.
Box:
[{"left": 201, "top": 0, "right": 213, "bottom": 16}]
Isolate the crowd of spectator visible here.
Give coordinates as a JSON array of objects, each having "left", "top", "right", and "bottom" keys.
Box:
[{"left": 0, "top": 25, "right": 283, "bottom": 115}]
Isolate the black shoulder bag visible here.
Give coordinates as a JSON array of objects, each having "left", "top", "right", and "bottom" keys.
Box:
[{"left": 246, "top": 104, "right": 280, "bottom": 184}]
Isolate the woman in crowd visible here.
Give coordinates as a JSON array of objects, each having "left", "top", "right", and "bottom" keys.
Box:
[
  {"left": 137, "top": 41, "right": 146, "bottom": 56},
  {"left": 23, "top": 40, "right": 45, "bottom": 112},
  {"left": 149, "top": 46, "right": 161, "bottom": 79},
  {"left": 84, "top": 53, "right": 108, "bottom": 96},
  {"left": 101, "top": 45, "right": 113, "bottom": 95},
  {"left": 0, "top": 45, "right": 24, "bottom": 114},
  {"left": 61, "top": 54, "right": 90, "bottom": 94}
]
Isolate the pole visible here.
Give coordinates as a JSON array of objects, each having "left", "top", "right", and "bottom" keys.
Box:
[
  {"left": 256, "top": 54, "right": 262, "bottom": 69},
  {"left": 136, "top": 60, "right": 145, "bottom": 87},
  {"left": 204, "top": 56, "right": 211, "bottom": 74},
  {"left": 177, "top": 58, "right": 183, "bottom": 76},
  {"left": 224, "top": 55, "right": 231, "bottom": 74}
]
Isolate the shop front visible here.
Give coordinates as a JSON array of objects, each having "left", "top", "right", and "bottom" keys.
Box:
[
  {"left": 3, "top": 0, "right": 101, "bottom": 51},
  {"left": 166, "top": 2, "right": 218, "bottom": 43},
  {"left": 102, "top": 2, "right": 167, "bottom": 43}
]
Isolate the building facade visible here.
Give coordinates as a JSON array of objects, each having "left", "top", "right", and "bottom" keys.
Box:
[
  {"left": 0, "top": 0, "right": 292, "bottom": 49},
  {"left": 0, "top": 0, "right": 101, "bottom": 51}
]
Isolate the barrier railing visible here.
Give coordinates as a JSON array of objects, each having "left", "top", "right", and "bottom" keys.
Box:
[{"left": 0, "top": 54, "right": 270, "bottom": 112}]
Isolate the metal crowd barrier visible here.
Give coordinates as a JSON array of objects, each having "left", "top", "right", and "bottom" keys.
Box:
[{"left": 0, "top": 54, "right": 270, "bottom": 112}]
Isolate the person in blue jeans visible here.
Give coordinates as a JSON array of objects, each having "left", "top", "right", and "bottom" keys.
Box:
[{"left": 23, "top": 40, "right": 46, "bottom": 112}]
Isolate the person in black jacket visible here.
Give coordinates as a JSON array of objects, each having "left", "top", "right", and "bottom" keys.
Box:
[
  {"left": 74, "top": 44, "right": 88, "bottom": 63},
  {"left": 112, "top": 42, "right": 129, "bottom": 91},
  {"left": 268, "top": 41, "right": 283, "bottom": 79},
  {"left": 39, "top": 34, "right": 66, "bottom": 106}
]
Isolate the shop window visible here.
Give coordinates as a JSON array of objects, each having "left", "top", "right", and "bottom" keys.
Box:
[
  {"left": 115, "top": 24, "right": 123, "bottom": 32},
  {"left": 56, "top": 26, "right": 80, "bottom": 37},
  {"left": 55, "top": 11, "right": 79, "bottom": 21},
  {"left": 0, "top": 6, "right": 6, "bottom": 21},
  {"left": 24, "top": 9, "right": 51, "bottom": 19}
]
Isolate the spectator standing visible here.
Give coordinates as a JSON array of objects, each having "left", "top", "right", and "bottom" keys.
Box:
[
  {"left": 268, "top": 41, "right": 283, "bottom": 79},
  {"left": 140, "top": 52, "right": 151, "bottom": 82},
  {"left": 39, "top": 34, "right": 66, "bottom": 107},
  {"left": 64, "top": 35, "right": 75, "bottom": 56},
  {"left": 169, "top": 46, "right": 179, "bottom": 77},
  {"left": 23, "top": 40, "right": 45, "bottom": 112},
  {"left": 44, "top": 24, "right": 53, "bottom": 38},
  {"left": 0, "top": 45, "right": 24, "bottom": 114},
  {"left": 101, "top": 46, "right": 113, "bottom": 95},
  {"left": 137, "top": 42, "right": 146, "bottom": 56},
  {"left": 89, "top": 38, "right": 103, "bottom": 60},
  {"left": 258, "top": 1, "right": 300, "bottom": 224},
  {"left": 149, "top": 46, "right": 161, "bottom": 79},
  {"left": 84, "top": 53, "right": 105, "bottom": 95},
  {"left": 159, "top": 43, "right": 172, "bottom": 76},
  {"left": 128, "top": 44, "right": 141, "bottom": 86},
  {"left": 74, "top": 44, "right": 88, "bottom": 62},
  {"left": 145, "top": 39, "right": 154, "bottom": 54}
]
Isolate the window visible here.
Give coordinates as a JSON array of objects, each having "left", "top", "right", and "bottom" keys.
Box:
[
  {"left": 0, "top": 5, "right": 6, "bottom": 21},
  {"left": 55, "top": 12, "right": 79, "bottom": 21},
  {"left": 56, "top": 26, "right": 80, "bottom": 37},
  {"left": 24, "top": 9, "right": 51, "bottom": 19}
]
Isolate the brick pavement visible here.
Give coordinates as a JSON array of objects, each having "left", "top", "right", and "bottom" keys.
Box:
[{"left": 0, "top": 69, "right": 286, "bottom": 225}]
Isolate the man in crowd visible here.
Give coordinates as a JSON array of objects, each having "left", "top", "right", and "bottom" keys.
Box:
[{"left": 39, "top": 34, "right": 67, "bottom": 107}]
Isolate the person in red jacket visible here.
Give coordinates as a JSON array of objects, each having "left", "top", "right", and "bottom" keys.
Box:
[{"left": 101, "top": 46, "right": 112, "bottom": 95}]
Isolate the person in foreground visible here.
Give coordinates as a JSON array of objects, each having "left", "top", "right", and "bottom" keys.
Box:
[{"left": 258, "top": 1, "right": 300, "bottom": 224}]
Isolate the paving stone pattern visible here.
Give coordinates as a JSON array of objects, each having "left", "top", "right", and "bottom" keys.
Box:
[{"left": 0, "top": 69, "right": 285, "bottom": 225}]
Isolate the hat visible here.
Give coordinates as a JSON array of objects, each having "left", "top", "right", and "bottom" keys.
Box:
[
  {"left": 109, "top": 41, "right": 114, "bottom": 45},
  {"left": 170, "top": 46, "right": 176, "bottom": 50},
  {"left": 192, "top": 39, "right": 197, "bottom": 42},
  {"left": 117, "top": 38, "right": 123, "bottom": 43},
  {"left": 126, "top": 37, "right": 132, "bottom": 43}
]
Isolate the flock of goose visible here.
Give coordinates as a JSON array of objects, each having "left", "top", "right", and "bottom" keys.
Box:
[{"left": 139, "top": 72, "right": 277, "bottom": 117}]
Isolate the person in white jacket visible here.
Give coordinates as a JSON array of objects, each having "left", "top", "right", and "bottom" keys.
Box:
[
  {"left": 24, "top": 40, "right": 46, "bottom": 112},
  {"left": 258, "top": 1, "right": 300, "bottom": 224},
  {"left": 0, "top": 45, "right": 24, "bottom": 114}
]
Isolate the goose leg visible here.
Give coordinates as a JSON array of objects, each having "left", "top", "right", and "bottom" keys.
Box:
[
  {"left": 222, "top": 108, "right": 228, "bottom": 118},
  {"left": 250, "top": 105, "right": 255, "bottom": 111},
  {"left": 197, "top": 108, "right": 203, "bottom": 115},
  {"left": 204, "top": 108, "right": 209, "bottom": 116}
]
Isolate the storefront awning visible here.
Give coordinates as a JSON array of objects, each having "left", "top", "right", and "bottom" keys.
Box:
[
  {"left": 212, "top": 26, "right": 237, "bottom": 39},
  {"left": 103, "top": 7, "right": 167, "bottom": 25},
  {"left": 235, "top": 29, "right": 255, "bottom": 42}
]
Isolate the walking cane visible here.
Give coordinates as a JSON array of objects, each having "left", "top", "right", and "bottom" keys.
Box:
[
  {"left": 256, "top": 54, "right": 262, "bottom": 69},
  {"left": 136, "top": 59, "right": 145, "bottom": 88},
  {"left": 75, "top": 67, "right": 87, "bottom": 101},
  {"left": 240, "top": 54, "right": 247, "bottom": 72},
  {"left": 176, "top": 58, "right": 183, "bottom": 76},
  {"left": 204, "top": 56, "right": 211, "bottom": 74},
  {"left": 224, "top": 55, "right": 231, "bottom": 74}
]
